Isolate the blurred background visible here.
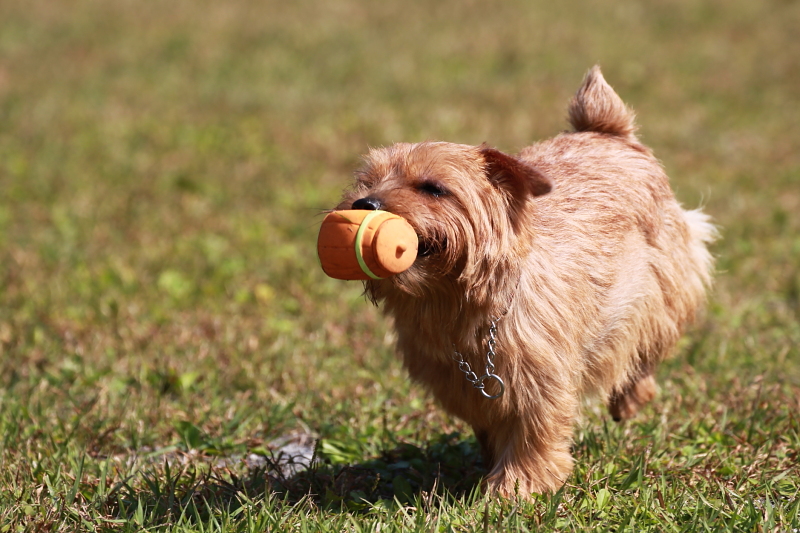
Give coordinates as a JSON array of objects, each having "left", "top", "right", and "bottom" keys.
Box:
[{"left": 0, "top": 0, "right": 798, "bottom": 522}]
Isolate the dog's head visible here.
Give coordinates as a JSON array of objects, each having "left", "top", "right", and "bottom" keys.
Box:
[{"left": 337, "top": 142, "right": 552, "bottom": 301}]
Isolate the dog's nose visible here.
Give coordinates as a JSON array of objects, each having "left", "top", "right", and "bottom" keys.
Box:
[{"left": 351, "top": 197, "right": 382, "bottom": 211}]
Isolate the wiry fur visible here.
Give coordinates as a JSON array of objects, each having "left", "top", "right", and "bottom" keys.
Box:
[{"left": 334, "top": 66, "right": 716, "bottom": 496}]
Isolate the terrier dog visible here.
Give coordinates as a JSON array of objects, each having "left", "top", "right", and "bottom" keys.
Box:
[{"left": 334, "top": 66, "right": 715, "bottom": 496}]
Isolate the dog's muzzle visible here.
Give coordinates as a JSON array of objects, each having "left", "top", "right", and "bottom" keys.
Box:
[
  {"left": 417, "top": 236, "right": 446, "bottom": 257},
  {"left": 350, "top": 196, "right": 445, "bottom": 258}
]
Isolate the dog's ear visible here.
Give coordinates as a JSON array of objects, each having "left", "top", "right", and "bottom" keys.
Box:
[{"left": 480, "top": 145, "right": 552, "bottom": 198}]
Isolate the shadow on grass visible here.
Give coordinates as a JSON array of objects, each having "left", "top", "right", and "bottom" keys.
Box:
[
  {"left": 110, "top": 432, "right": 487, "bottom": 523},
  {"left": 272, "top": 432, "right": 487, "bottom": 510}
]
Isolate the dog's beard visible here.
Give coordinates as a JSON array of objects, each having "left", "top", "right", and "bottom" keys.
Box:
[{"left": 366, "top": 222, "right": 472, "bottom": 302}]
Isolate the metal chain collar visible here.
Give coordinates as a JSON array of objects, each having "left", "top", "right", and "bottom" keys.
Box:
[{"left": 451, "top": 316, "right": 505, "bottom": 400}]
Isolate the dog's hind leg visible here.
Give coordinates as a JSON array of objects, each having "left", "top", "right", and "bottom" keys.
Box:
[{"left": 608, "top": 373, "right": 658, "bottom": 422}]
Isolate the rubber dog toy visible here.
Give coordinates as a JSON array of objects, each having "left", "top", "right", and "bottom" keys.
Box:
[{"left": 317, "top": 210, "right": 418, "bottom": 280}]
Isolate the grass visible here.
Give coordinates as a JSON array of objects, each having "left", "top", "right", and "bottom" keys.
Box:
[{"left": 0, "top": 0, "right": 799, "bottom": 530}]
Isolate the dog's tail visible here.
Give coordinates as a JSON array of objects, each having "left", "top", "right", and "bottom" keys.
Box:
[{"left": 568, "top": 66, "right": 638, "bottom": 141}]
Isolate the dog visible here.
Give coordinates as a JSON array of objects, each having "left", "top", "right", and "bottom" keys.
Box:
[{"left": 333, "top": 66, "right": 716, "bottom": 496}]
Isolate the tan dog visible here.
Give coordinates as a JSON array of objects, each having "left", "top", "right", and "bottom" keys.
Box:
[{"left": 334, "top": 66, "right": 715, "bottom": 496}]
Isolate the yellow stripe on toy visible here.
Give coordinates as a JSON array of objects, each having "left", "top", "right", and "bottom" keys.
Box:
[
  {"left": 317, "top": 210, "right": 418, "bottom": 280},
  {"left": 354, "top": 211, "right": 384, "bottom": 279}
]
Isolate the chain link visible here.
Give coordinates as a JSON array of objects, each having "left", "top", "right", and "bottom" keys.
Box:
[{"left": 451, "top": 317, "right": 505, "bottom": 400}]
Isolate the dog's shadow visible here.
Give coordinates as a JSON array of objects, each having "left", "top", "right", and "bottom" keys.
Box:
[
  {"left": 111, "top": 433, "right": 486, "bottom": 522},
  {"left": 262, "top": 431, "right": 486, "bottom": 509}
]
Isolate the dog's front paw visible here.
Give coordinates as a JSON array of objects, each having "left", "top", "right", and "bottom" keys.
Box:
[{"left": 484, "top": 447, "right": 573, "bottom": 498}]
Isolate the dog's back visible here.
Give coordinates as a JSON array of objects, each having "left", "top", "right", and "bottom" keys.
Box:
[{"left": 519, "top": 67, "right": 716, "bottom": 410}]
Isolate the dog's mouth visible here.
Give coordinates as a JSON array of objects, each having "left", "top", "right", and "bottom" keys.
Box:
[{"left": 417, "top": 236, "right": 446, "bottom": 258}]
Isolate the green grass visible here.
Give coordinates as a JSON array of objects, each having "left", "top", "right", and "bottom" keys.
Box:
[{"left": 1, "top": 0, "right": 799, "bottom": 530}]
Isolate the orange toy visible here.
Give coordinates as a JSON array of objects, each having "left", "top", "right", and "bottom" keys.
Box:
[{"left": 317, "top": 210, "right": 418, "bottom": 280}]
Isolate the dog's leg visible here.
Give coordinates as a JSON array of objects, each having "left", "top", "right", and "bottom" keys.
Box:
[
  {"left": 608, "top": 373, "right": 658, "bottom": 422},
  {"left": 475, "top": 428, "right": 495, "bottom": 467},
  {"left": 483, "top": 422, "right": 575, "bottom": 497},
  {"left": 480, "top": 387, "right": 578, "bottom": 497}
]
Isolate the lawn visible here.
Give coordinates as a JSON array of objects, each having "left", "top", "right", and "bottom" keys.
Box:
[{"left": 1, "top": 0, "right": 798, "bottom": 530}]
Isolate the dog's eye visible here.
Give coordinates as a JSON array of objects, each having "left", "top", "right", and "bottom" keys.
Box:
[{"left": 417, "top": 181, "right": 448, "bottom": 198}]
